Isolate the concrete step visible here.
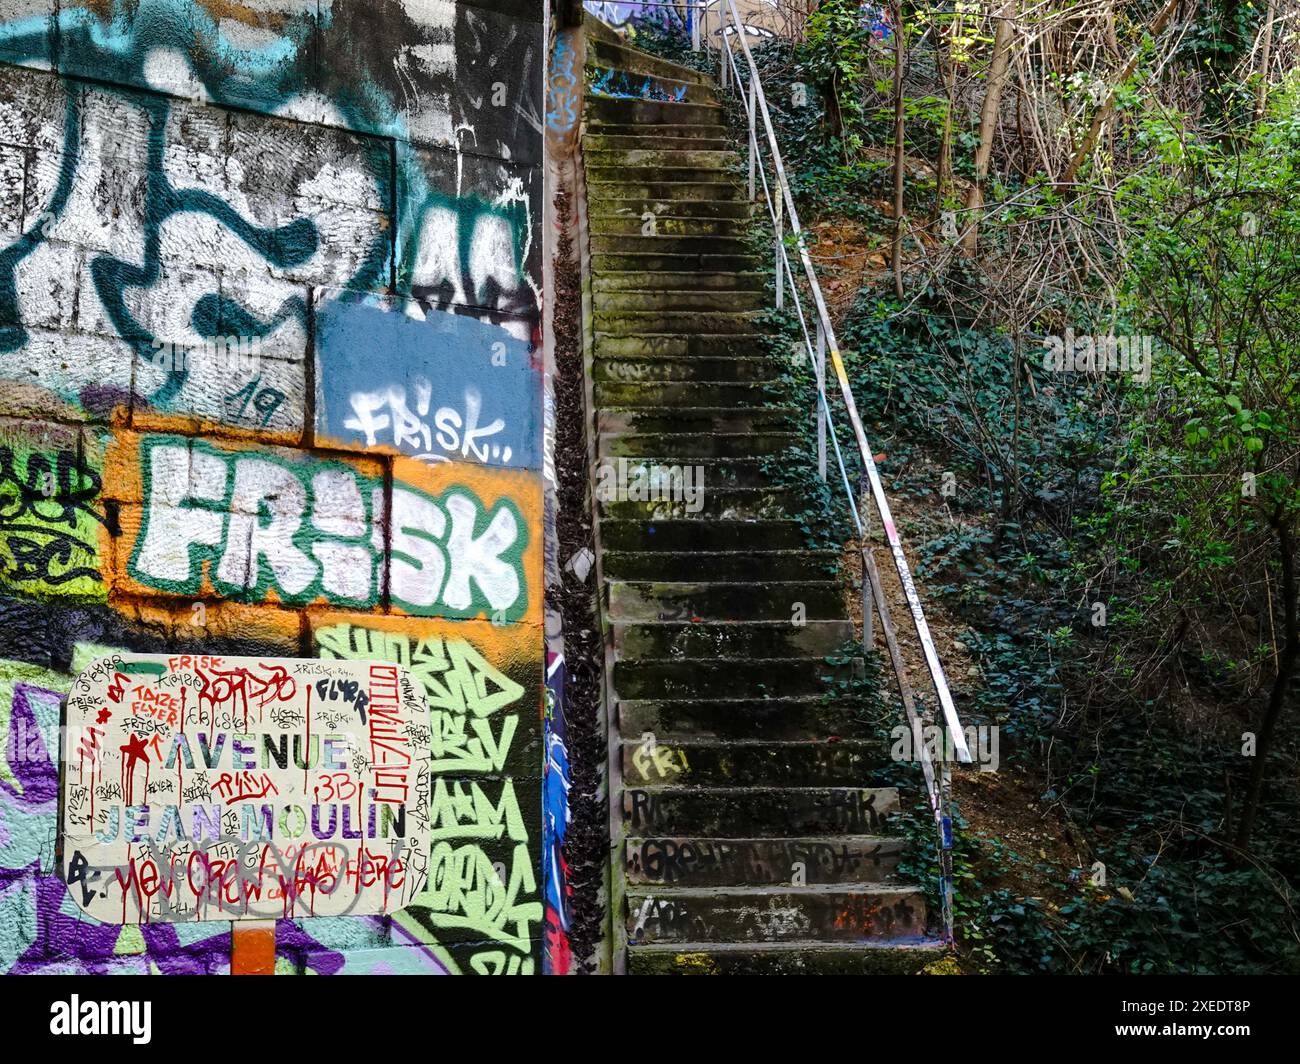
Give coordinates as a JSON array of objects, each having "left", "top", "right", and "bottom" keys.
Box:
[
  {"left": 594, "top": 288, "right": 765, "bottom": 311},
  {"left": 592, "top": 250, "right": 756, "bottom": 272},
  {"left": 586, "top": 38, "right": 715, "bottom": 87},
  {"left": 594, "top": 311, "right": 760, "bottom": 338},
  {"left": 593, "top": 268, "right": 765, "bottom": 290},
  {"left": 593, "top": 335, "right": 764, "bottom": 361},
  {"left": 590, "top": 234, "right": 751, "bottom": 257},
  {"left": 619, "top": 695, "right": 875, "bottom": 742},
  {"left": 627, "top": 940, "right": 946, "bottom": 975},
  {"left": 585, "top": 148, "right": 738, "bottom": 170},
  {"left": 604, "top": 580, "right": 845, "bottom": 622},
  {"left": 625, "top": 884, "right": 927, "bottom": 945},
  {"left": 594, "top": 358, "right": 777, "bottom": 384},
  {"left": 599, "top": 519, "right": 809, "bottom": 551},
  {"left": 588, "top": 164, "right": 739, "bottom": 185},
  {"left": 591, "top": 213, "right": 749, "bottom": 237},
  {"left": 587, "top": 180, "right": 745, "bottom": 202},
  {"left": 623, "top": 786, "right": 900, "bottom": 836},
  {"left": 620, "top": 737, "right": 888, "bottom": 787},
  {"left": 598, "top": 485, "right": 788, "bottom": 520},
  {"left": 585, "top": 96, "right": 724, "bottom": 126},
  {"left": 613, "top": 657, "right": 858, "bottom": 700},
  {"left": 597, "top": 406, "right": 796, "bottom": 435},
  {"left": 612, "top": 619, "right": 853, "bottom": 658},
  {"left": 585, "top": 122, "right": 732, "bottom": 143},
  {"left": 624, "top": 836, "right": 905, "bottom": 886},
  {"left": 598, "top": 430, "right": 794, "bottom": 458},
  {"left": 595, "top": 378, "right": 774, "bottom": 404},
  {"left": 585, "top": 133, "right": 732, "bottom": 153},
  {"left": 585, "top": 198, "right": 755, "bottom": 220},
  {"left": 595, "top": 457, "right": 773, "bottom": 490},
  {"left": 586, "top": 69, "right": 718, "bottom": 106},
  {"left": 603, "top": 549, "right": 839, "bottom": 582}
]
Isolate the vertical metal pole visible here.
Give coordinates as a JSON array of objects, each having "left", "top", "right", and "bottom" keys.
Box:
[
  {"left": 940, "top": 757, "right": 955, "bottom": 945},
  {"left": 719, "top": 17, "right": 729, "bottom": 90},
  {"left": 860, "top": 476, "right": 874, "bottom": 648},
  {"left": 692, "top": 0, "right": 701, "bottom": 51},
  {"left": 747, "top": 75, "right": 757, "bottom": 201},
  {"left": 774, "top": 189, "right": 783, "bottom": 310},
  {"left": 861, "top": 547, "right": 875, "bottom": 651},
  {"left": 816, "top": 322, "right": 827, "bottom": 480}
]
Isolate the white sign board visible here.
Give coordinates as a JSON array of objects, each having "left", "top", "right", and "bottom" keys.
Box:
[{"left": 59, "top": 653, "right": 432, "bottom": 923}]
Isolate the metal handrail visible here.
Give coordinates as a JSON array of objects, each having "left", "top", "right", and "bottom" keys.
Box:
[
  {"left": 709, "top": 0, "right": 969, "bottom": 944},
  {"left": 584, "top": 0, "right": 970, "bottom": 946}
]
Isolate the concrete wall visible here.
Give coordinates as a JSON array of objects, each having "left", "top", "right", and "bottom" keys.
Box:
[{"left": 0, "top": 0, "right": 545, "bottom": 975}]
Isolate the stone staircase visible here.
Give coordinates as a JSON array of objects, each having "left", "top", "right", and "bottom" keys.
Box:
[{"left": 580, "top": 22, "right": 945, "bottom": 974}]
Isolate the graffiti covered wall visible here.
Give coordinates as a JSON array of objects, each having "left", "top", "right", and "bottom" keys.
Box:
[{"left": 0, "top": 0, "right": 544, "bottom": 975}]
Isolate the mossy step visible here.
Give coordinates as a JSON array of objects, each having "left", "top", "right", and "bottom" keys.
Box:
[
  {"left": 589, "top": 215, "right": 748, "bottom": 238},
  {"left": 598, "top": 485, "right": 789, "bottom": 521},
  {"left": 623, "top": 785, "right": 900, "bottom": 838},
  {"left": 625, "top": 883, "right": 928, "bottom": 945},
  {"left": 592, "top": 333, "right": 766, "bottom": 359},
  {"left": 584, "top": 133, "right": 731, "bottom": 153},
  {"left": 600, "top": 457, "right": 773, "bottom": 489},
  {"left": 584, "top": 122, "right": 730, "bottom": 142},
  {"left": 594, "top": 309, "right": 760, "bottom": 336},
  {"left": 604, "top": 579, "right": 845, "bottom": 622},
  {"left": 585, "top": 96, "right": 723, "bottom": 125},
  {"left": 595, "top": 288, "right": 765, "bottom": 311},
  {"left": 594, "top": 269, "right": 765, "bottom": 292},
  {"left": 599, "top": 519, "right": 808, "bottom": 551},
  {"left": 615, "top": 655, "right": 859, "bottom": 698},
  {"left": 598, "top": 430, "right": 795, "bottom": 458},
  {"left": 624, "top": 835, "right": 905, "bottom": 887},
  {"left": 585, "top": 148, "right": 738, "bottom": 170},
  {"left": 597, "top": 407, "right": 797, "bottom": 436},
  {"left": 594, "top": 357, "right": 777, "bottom": 384},
  {"left": 588, "top": 165, "right": 740, "bottom": 187},
  {"left": 587, "top": 180, "right": 744, "bottom": 202},
  {"left": 612, "top": 619, "right": 853, "bottom": 658},
  {"left": 595, "top": 379, "right": 775, "bottom": 405},
  {"left": 619, "top": 737, "right": 890, "bottom": 787},
  {"left": 585, "top": 38, "right": 716, "bottom": 87},
  {"left": 592, "top": 250, "right": 757, "bottom": 272},
  {"left": 590, "top": 233, "right": 751, "bottom": 256},
  {"left": 603, "top": 549, "right": 838, "bottom": 582},
  {"left": 627, "top": 941, "right": 946, "bottom": 975},
  {"left": 618, "top": 695, "right": 875, "bottom": 742},
  {"left": 585, "top": 197, "right": 754, "bottom": 220}
]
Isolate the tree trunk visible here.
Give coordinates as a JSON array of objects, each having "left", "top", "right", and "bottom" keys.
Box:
[
  {"left": 935, "top": 18, "right": 956, "bottom": 228},
  {"left": 1234, "top": 519, "right": 1299, "bottom": 854},
  {"left": 1057, "top": 0, "right": 1179, "bottom": 191},
  {"left": 1255, "top": 0, "right": 1277, "bottom": 123},
  {"left": 961, "top": 1, "right": 1017, "bottom": 255}
]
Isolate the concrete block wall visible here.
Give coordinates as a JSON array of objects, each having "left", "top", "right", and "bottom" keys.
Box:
[{"left": 0, "top": 0, "right": 546, "bottom": 975}]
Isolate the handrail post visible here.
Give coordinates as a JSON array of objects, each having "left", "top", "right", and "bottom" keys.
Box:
[
  {"left": 774, "top": 188, "right": 784, "bottom": 310},
  {"left": 815, "top": 322, "right": 827, "bottom": 481},
  {"left": 719, "top": 17, "right": 729, "bottom": 90},
  {"left": 747, "top": 75, "right": 757, "bottom": 201}
]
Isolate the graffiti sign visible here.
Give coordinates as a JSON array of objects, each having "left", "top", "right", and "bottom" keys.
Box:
[{"left": 59, "top": 653, "right": 433, "bottom": 923}]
